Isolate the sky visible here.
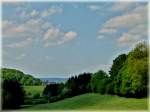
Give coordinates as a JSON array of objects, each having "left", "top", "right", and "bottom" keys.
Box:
[{"left": 2, "top": 1, "right": 148, "bottom": 78}]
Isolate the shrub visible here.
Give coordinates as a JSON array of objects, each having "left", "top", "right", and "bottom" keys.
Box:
[{"left": 33, "top": 93, "right": 40, "bottom": 99}]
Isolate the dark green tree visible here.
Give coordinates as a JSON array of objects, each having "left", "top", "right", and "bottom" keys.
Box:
[
  {"left": 2, "top": 79, "right": 25, "bottom": 109},
  {"left": 109, "top": 54, "right": 127, "bottom": 94},
  {"left": 66, "top": 73, "right": 92, "bottom": 96},
  {"left": 109, "top": 54, "right": 127, "bottom": 79}
]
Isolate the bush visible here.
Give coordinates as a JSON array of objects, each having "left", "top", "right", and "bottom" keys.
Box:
[{"left": 33, "top": 93, "right": 40, "bottom": 99}]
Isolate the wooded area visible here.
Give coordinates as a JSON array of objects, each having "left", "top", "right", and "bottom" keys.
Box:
[{"left": 2, "top": 42, "right": 148, "bottom": 110}]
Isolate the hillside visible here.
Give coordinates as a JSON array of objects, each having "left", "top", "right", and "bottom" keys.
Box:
[
  {"left": 21, "top": 93, "right": 148, "bottom": 110},
  {"left": 1, "top": 68, "right": 42, "bottom": 85}
]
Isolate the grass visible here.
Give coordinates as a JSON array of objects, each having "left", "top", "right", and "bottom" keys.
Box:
[
  {"left": 24, "top": 85, "right": 45, "bottom": 95},
  {"left": 21, "top": 93, "right": 148, "bottom": 110}
]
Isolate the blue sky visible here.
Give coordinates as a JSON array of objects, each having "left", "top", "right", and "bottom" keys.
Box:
[{"left": 2, "top": 1, "right": 148, "bottom": 78}]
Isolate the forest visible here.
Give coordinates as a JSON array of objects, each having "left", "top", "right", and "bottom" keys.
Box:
[{"left": 1, "top": 42, "right": 148, "bottom": 110}]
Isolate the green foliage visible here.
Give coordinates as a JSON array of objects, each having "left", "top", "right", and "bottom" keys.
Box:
[
  {"left": 90, "top": 70, "right": 109, "bottom": 94},
  {"left": 24, "top": 86, "right": 45, "bottom": 96},
  {"left": 89, "top": 42, "right": 148, "bottom": 98},
  {"left": 118, "top": 42, "right": 148, "bottom": 97},
  {"left": 109, "top": 54, "right": 127, "bottom": 79},
  {"left": 23, "top": 86, "right": 47, "bottom": 105},
  {"left": 2, "top": 79, "right": 25, "bottom": 109},
  {"left": 33, "top": 93, "right": 40, "bottom": 99},
  {"left": 105, "top": 81, "right": 114, "bottom": 94},
  {"left": 43, "top": 83, "right": 64, "bottom": 102},
  {"left": 60, "top": 87, "right": 71, "bottom": 98},
  {"left": 66, "top": 73, "right": 92, "bottom": 96},
  {"left": 2, "top": 68, "right": 42, "bottom": 86}
]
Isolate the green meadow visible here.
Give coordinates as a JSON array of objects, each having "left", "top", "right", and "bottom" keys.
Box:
[
  {"left": 24, "top": 86, "right": 45, "bottom": 95},
  {"left": 21, "top": 93, "right": 148, "bottom": 110}
]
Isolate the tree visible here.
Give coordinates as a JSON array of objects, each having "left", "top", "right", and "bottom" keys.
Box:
[
  {"left": 77, "top": 73, "right": 92, "bottom": 93},
  {"left": 65, "top": 73, "right": 92, "bottom": 96},
  {"left": 119, "top": 42, "right": 148, "bottom": 97},
  {"left": 105, "top": 78, "right": 114, "bottom": 94},
  {"left": 2, "top": 79, "right": 25, "bottom": 109},
  {"left": 90, "top": 70, "right": 108, "bottom": 94},
  {"left": 43, "top": 83, "right": 64, "bottom": 102},
  {"left": 109, "top": 54, "right": 127, "bottom": 79},
  {"left": 108, "top": 54, "right": 127, "bottom": 94},
  {"left": 2, "top": 68, "right": 42, "bottom": 86}
]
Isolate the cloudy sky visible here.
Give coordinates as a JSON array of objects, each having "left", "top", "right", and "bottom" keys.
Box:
[{"left": 2, "top": 1, "right": 148, "bottom": 78}]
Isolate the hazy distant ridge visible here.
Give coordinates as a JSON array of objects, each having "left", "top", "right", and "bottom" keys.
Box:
[{"left": 40, "top": 77, "right": 68, "bottom": 83}]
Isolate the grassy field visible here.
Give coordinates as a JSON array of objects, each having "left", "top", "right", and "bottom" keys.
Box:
[
  {"left": 21, "top": 93, "right": 148, "bottom": 110},
  {"left": 24, "top": 86, "right": 45, "bottom": 95}
]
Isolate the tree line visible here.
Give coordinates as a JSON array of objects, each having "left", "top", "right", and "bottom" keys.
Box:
[
  {"left": 42, "top": 42, "right": 148, "bottom": 102},
  {"left": 2, "top": 68, "right": 42, "bottom": 85},
  {"left": 2, "top": 42, "right": 148, "bottom": 109}
]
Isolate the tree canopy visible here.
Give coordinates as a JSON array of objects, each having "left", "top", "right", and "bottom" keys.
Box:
[{"left": 2, "top": 68, "right": 42, "bottom": 86}]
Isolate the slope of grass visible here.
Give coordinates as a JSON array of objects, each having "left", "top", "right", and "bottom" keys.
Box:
[
  {"left": 24, "top": 86, "right": 45, "bottom": 95},
  {"left": 21, "top": 93, "right": 148, "bottom": 110}
]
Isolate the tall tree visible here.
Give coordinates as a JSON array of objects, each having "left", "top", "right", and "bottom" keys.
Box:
[
  {"left": 90, "top": 70, "right": 109, "bottom": 94},
  {"left": 119, "top": 42, "right": 148, "bottom": 97},
  {"left": 109, "top": 54, "right": 127, "bottom": 94},
  {"left": 109, "top": 54, "right": 127, "bottom": 79}
]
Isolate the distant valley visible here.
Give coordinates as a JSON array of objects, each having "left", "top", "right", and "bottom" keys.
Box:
[{"left": 39, "top": 77, "right": 68, "bottom": 83}]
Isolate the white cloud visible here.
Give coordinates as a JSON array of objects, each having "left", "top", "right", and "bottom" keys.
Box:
[
  {"left": 99, "top": 28, "right": 117, "bottom": 34},
  {"left": 57, "top": 31, "right": 77, "bottom": 45},
  {"left": 2, "top": 19, "right": 48, "bottom": 38},
  {"left": 41, "top": 7, "right": 63, "bottom": 17},
  {"left": 87, "top": 5, "right": 101, "bottom": 11},
  {"left": 112, "top": 2, "right": 139, "bottom": 12},
  {"left": 2, "top": 20, "right": 14, "bottom": 29},
  {"left": 30, "top": 10, "right": 39, "bottom": 17},
  {"left": 3, "top": 18, "right": 77, "bottom": 48},
  {"left": 98, "top": 4, "right": 148, "bottom": 47},
  {"left": 7, "top": 38, "right": 33, "bottom": 48},
  {"left": 64, "top": 31, "right": 77, "bottom": 40},
  {"left": 43, "top": 27, "right": 60, "bottom": 41},
  {"left": 2, "top": 21, "right": 26, "bottom": 38},
  {"left": 2, "top": 4, "right": 76, "bottom": 48},
  {"left": 99, "top": 4, "right": 147, "bottom": 33},
  {"left": 13, "top": 4, "right": 63, "bottom": 20},
  {"left": 118, "top": 24, "right": 147, "bottom": 47},
  {"left": 97, "top": 35, "right": 105, "bottom": 40},
  {"left": 43, "top": 27, "right": 77, "bottom": 47}
]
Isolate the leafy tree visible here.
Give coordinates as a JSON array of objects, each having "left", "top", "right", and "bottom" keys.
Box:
[
  {"left": 108, "top": 54, "right": 127, "bottom": 94},
  {"left": 119, "top": 42, "right": 148, "bottom": 97},
  {"left": 2, "top": 68, "right": 42, "bottom": 86},
  {"left": 109, "top": 54, "right": 127, "bottom": 79},
  {"left": 66, "top": 73, "right": 92, "bottom": 96},
  {"left": 2, "top": 79, "right": 25, "bottom": 109},
  {"left": 105, "top": 78, "right": 114, "bottom": 94},
  {"left": 90, "top": 70, "right": 108, "bottom": 94},
  {"left": 43, "top": 83, "right": 64, "bottom": 102}
]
